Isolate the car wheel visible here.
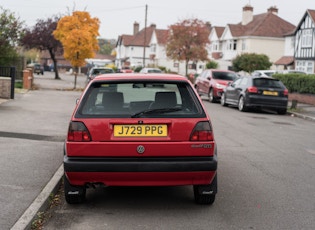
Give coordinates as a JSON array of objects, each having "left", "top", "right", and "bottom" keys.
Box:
[
  {"left": 193, "top": 175, "right": 217, "bottom": 205},
  {"left": 64, "top": 174, "right": 86, "bottom": 204},
  {"left": 221, "top": 93, "right": 227, "bottom": 106},
  {"left": 208, "top": 88, "right": 216, "bottom": 103},
  {"left": 277, "top": 108, "right": 287, "bottom": 115},
  {"left": 238, "top": 96, "right": 248, "bottom": 112}
]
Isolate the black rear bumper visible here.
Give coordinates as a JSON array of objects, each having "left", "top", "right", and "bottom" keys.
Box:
[{"left": 64, "top": 155, "right": 218, "bottom": 173}]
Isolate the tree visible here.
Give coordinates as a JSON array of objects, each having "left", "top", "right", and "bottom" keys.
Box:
[
  {"left": 232, "top": 53, "right": 272, "bottom": 73},
  {"left": 53, "top": 11, "right": 100, "bottom": 88},
  {"left": 206, "top": 60, "right": 218, "bottom": 69},
  {"left": 98, "top": 38, "right": 115, "bottom": 55},
  {"left": 166, "top": 18, "right": 209, "bottom": 77},
  {"left": 0, "top": 6, "right": 24, "bottom": 66},
  {"left": 21, "top": 16, "right": 63, "bottom": 79}
]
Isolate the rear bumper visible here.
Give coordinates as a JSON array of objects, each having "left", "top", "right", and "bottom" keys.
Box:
[
  {"left": 64, "top": 155, "right": 217, "bottom": 186},
  {"left": 246, "top": 94, "right": 288, "bottom": 108}
]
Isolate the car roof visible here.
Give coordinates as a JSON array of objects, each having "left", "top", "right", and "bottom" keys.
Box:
[
  {"left": 94, "top": 73, "right": 187, "bottom": 81},
  {"left": 91, "top": 67, "right": 112, "bottom": 69},
  {"left": 210, "top": 69, "right": 235, "bottom": 72}
]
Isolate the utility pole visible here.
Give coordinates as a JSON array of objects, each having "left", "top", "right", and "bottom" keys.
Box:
[{"left": 143, "top": 4, "right": 147, "bottom": 67}]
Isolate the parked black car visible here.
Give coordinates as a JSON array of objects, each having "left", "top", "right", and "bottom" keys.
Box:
[
  {"left": 34, "top": 63, "right": 44, "bottom": 75},
  {"left": 220, "top": 75, "right": 288, "bottom": 114}
]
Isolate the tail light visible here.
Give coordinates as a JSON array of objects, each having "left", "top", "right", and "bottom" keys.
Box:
[
  {"left": 247, "top": 86, "right": 258, "bottom": 93},
  {"left": 190, "top": 121, "right": 214, "bottom": 141},
  {"left": 67, "top": 121, "right": 91, "bottom": 142},
  {"left": 283, "top": 88, "right": 288, "bottom": 96}
]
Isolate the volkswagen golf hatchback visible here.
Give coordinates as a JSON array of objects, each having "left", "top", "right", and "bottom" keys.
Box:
[{"left": 64, "top": 73, "right": 217, "bottom": 204}]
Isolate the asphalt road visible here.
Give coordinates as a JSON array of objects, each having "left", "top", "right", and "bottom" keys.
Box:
[
  {"left": 42, "top": 96, "right": 315, "bottom": 229},
  {"left": 0, "top": 71, "right": 86, "bottom": 230}
]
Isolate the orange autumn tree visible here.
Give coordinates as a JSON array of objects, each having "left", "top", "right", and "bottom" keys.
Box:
[{"left": 53, "top": 11, "right": 100, "bottom": 88}]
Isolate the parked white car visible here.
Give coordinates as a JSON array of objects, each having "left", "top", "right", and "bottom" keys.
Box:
[
  {"left": 139, "top": 68, "right": 162, "bottom": 73},
  {"left": 252, "top": 70, "right": 276, "bottom": 77}
]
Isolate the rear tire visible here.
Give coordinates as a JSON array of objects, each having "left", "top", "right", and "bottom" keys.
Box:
[
  {"left": 277, "top": 108, "right": 287, "bottom": 115},
  {"left": 64, "top": 174, "right": 86, "bottom": 204},
  {"left": 221, "top": 93, "right": 227, "bottom": 106},
  {"left": 194, "top": 175, "right": 217, "bottom": 205},
  {"left": 209, "top": 88, "right": 216, "bottom": 103},
  {"left": 238, "top": 96, "right": 248, "bottom": 112}
]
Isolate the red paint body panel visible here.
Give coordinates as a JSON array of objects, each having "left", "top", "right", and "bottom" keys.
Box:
[{"left": 65, "top": 171, "right": 216, "bottom": 186}]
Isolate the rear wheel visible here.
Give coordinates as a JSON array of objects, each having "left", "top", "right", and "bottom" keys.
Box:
[
  {"left": 209, "top": 88, "right": 216, "bottom": 103},
  {"left": 277, "top": 108, "right": 287, "bottom": 115},
  {"left": 194, "top": 175, "right": 217, "bottom": 205},
  {"left": 220, "top": 93, "right": 227, "bottom": 106},
  {"left": 238, "top": 96, "right": 248, "bottom": 112},
  {"left": 64, "top": 174, "right": 86, "bottom": 204}
]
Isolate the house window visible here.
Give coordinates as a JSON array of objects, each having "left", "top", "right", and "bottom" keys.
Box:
[
  {"left": 242, "top": 40, "right": 246, "bottom": 50},
  {"left": 150, "top": 44, "right": 156, "bottom": 53},
  {"left": 296, "top": 60, "right": 314, "bottom": 73},
  {"left": 211, "top": 41, "right": 219, "bottom": 51},
  {"left": 233, "top": 40, "right": 237, "bottom": 50},
  {"left": 227, "top": 40, "right": 237, "bottom": 50},
  {"left": 301, "top": 29, "right": 312, "bottom": 47}
]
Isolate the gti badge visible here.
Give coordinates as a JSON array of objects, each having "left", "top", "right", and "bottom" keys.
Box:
[{"left": 137, "top": 145, "right": 145, "bottom": 154}]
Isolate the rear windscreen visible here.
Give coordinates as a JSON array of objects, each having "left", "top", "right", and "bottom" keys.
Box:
[
  {"left": 212, "top": 72, "right": 237, "bottom": 81},
  {"left": 253, "top": 78, "right": 284, "bottom": 88},
  {"left": 76, "top": 80, "right": 206, "bottom": 118}
]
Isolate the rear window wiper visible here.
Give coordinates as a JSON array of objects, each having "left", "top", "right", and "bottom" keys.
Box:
[{"left": 131, "top": 108, "right": 182, "bottom": 118}]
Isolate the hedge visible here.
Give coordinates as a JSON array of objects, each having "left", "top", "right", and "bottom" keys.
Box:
[{"left": 272, "top": 73, "right": 315, "bottom": 94}]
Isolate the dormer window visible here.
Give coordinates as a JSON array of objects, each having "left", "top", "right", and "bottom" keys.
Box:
[{"left": 151, "top": 44, "right": 156, "bottom": 53}]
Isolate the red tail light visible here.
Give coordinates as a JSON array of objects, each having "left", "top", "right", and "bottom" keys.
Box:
[
  {"left": 67, "top": 121, "right": 91, "bottom": 142},
  {"left": 190, "top": 121, "right": 214, "bottom": 141},
  {"left": 247, "top": 86, "right": 258, "bottom": 93},
  {"left": 283, "top": 88, "right": 288, "bottom": 96}
]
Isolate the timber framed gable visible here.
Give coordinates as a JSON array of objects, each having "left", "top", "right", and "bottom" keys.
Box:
[{"left": 293, "top": 9, "right": 315, "bottom": 73}]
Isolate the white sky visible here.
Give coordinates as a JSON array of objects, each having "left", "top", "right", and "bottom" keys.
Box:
[{"left": 1, "top": 0, "right": 313, "bottom": 39}]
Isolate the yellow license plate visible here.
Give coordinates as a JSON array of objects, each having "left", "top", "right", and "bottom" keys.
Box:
[
  {"left": 263, "top": 91, "right": 278, "bottom": 96},
  {"left": 114, "top": 124, "right": 167, "bottom": 137}
]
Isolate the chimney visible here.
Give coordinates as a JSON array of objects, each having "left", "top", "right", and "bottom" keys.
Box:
[
  {"left": 205, "top": 21, "right": 212, "bottom": 30},
  {"left": 242, "top": 4, "right": 253, "bottom": 25},
  {"left": 133, "top": 22, "right": 139, "bottom": 35},
  {"left": 150, "top": 24, "right": 156, "bottom": 29},
  {"left": 268, "top": 6, "right": 278, "bottom": 15}
]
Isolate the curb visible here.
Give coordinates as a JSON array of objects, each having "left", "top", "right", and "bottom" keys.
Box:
[
  {"left": 11, "top": 165, "right": 63, "bottom": 230},
  {"left": 287, "top": 111, "right": 315, "bottom": 122}
]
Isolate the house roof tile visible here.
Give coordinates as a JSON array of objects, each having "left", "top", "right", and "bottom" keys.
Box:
[
  {"left": 274, "top": 56, "right": 294, "bottom": 65},
  {"left": 308, "top": 9, "right": 315, "bottom": 22},
  {"left": 214, "top": 26, "right": 225, "bottom": 38},
  {"left": 119, "top": 25, "right": 168, "bottom": 47},
  {"left": 229, "top": 12, "right": 295, "bottom": 38}
]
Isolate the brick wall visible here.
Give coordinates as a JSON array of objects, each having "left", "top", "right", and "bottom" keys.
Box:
[{"left": 289, "top": 93, "right": 315, "bottom": 106}]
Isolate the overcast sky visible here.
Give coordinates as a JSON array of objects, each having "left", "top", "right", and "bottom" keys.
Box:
[{"left": 1, "top": 0, "right": 313, "bottom": 39}]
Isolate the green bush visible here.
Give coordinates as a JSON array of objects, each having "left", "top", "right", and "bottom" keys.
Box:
[
  {"left": 15, "top": 81, "right": 23, "bottom": 89},
  {"left": 272, "top": 73, "right": 315, "bottom": 94},
  {"left": 206, "top": 60, "right": 218, "bottom": 69}
]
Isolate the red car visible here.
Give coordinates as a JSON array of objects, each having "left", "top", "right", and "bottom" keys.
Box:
[
  {"left": 194, "top": 69, "right": 238, "bottom": 102},
  {"left": 120, "top": 66, "right": 133, "bottom": 73},
  {"left": 64, "top": 73, "right": 218, "bottom": 204}
]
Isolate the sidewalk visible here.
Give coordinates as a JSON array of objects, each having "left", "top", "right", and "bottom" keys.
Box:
[
  {"left": 287, "top": 101, "right": 315, "bottom": 122},
  {"left": 0, "top": 71, "right": 86, "bottom": 230}
]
